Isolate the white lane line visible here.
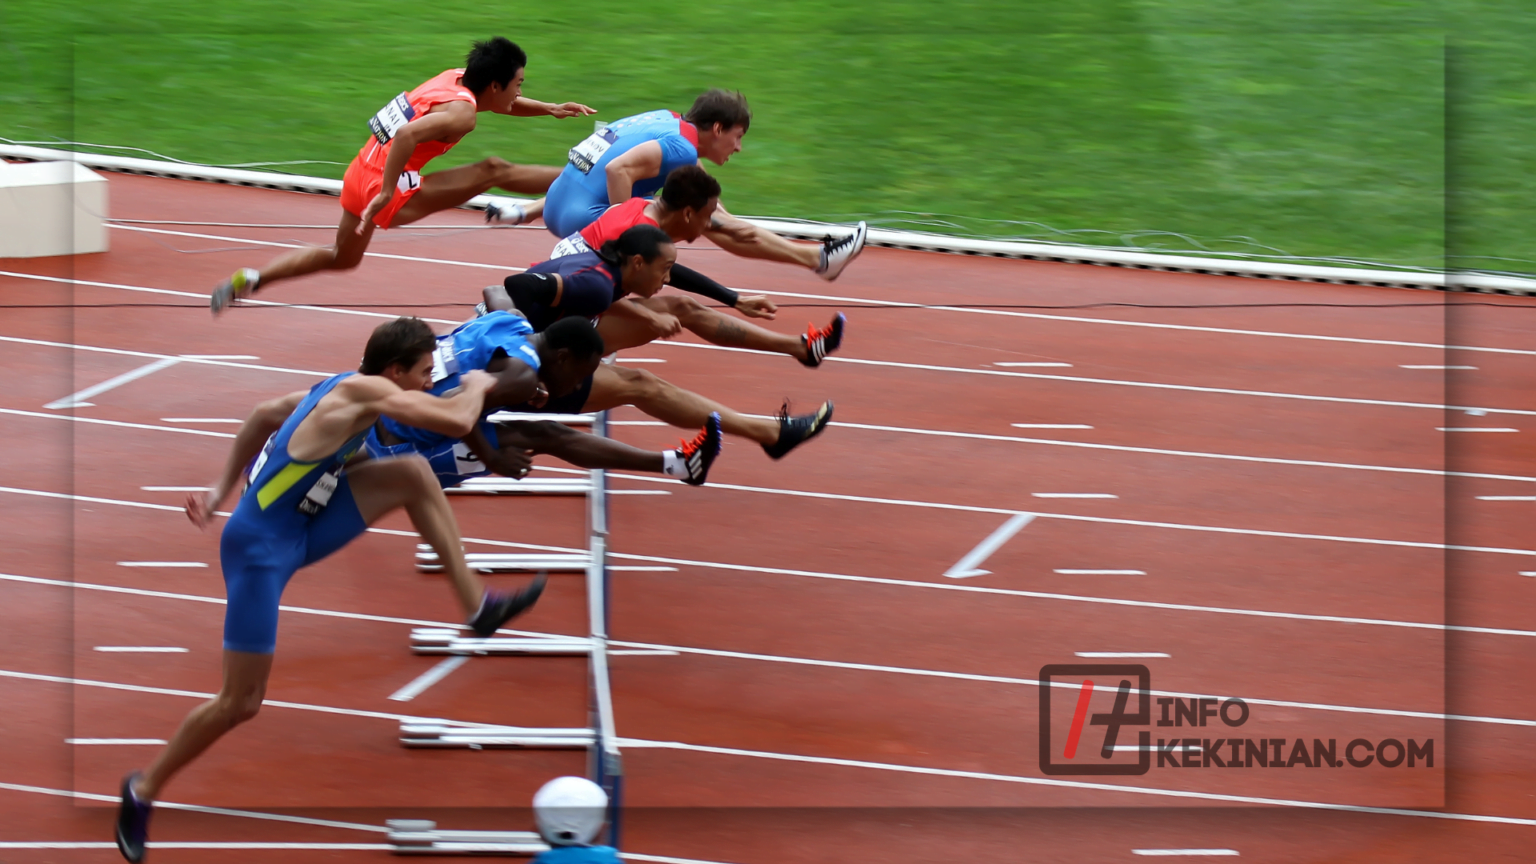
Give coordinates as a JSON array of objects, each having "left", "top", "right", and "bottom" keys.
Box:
[
  {"left": 1012, "top": 423, "right": 1094, "bottom": 429},
  {"left": 1438, "top": 427, "right": 1518, "bottom": 432},
  {"left": 388, "top": 655, "right": 468, "bottom": 702},
  {"left": 93, "top": 646, "right": 187, "bottom": 653},
  {"left": 608, "top": 650, "right": 681, "bottom": 657},
  {"left": 6, "top": 572, "right": 1533, "bottom": 727},
  {"left": 179, "top": 354, "right": 259, "bottom": 360},
  {"left": 1520, "top": 572, "right": 1536, "bottom": 577},
  {"left": 142, "top": 486, "right": 212, "bottom": 492},
  {"left": 1401, "top": 365, "right": 1476, "bottom": 370},
  {"left": 0, "top": 780, "right": 389, "bottom": 833},
  {"left": 944, "top": 514, "right": 1035, "bottom": 578},
  {"left": 1057, "top": 569, "right": 1147, "bottom": 575},
  {"left": 1133, "top": 851, "right": 1239, "bottom": 858},
  {"left": 1034, "top": 493, "right": 1118, "bottom": 499},
  {"left": 0, "top": 843, "right": 389, "bottom": 851},
  {"left": 160, "top": 417, "right": 241, "bottom": 423},
  {"left": 615, "top": 739, "right": 1536, "bottom": 826},
  {"left": 1076, "top": 652, "right": 1170, "bottom": 658},
  {"left": 65, "top": 738, "right": 166, "bottom": 745},
  {"left": 117, "top": 561, "right": 206, "bottom": 568},
  {"left": 995, "top": 361, "right": 1072, "bottom": 367},
  {"left": 1478, "top": 496, "right": 1536, "bottom": 501},
  {"left": 12, "top": 261, "right": 1536, "bottom": 357},
  {"left": 42, "top": 357, "right": 180, "bottom": 409}
]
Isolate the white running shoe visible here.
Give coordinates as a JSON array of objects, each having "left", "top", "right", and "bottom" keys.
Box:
[
  {"left": 816, "top": 221, "right": 867, "bottom": 281},
  {"left": 484, "top": 200, "right": 529, "bottom": 226}
]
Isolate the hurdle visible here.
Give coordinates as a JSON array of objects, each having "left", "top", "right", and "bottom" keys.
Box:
[{"left": 389, "top": 411, "right": 623, "bottom": 855}]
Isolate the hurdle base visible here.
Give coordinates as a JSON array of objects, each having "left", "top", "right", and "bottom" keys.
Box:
[
  {"left": 415, "top": 545, "right": 592, "bottom": 574},
  {"left": 447, "top": 476, "right": 593, "bottom": 496},
  {"left": 387, "top": 820, "right": 548, "bottom": 856},
  {"left": 410, "top": 628, "right": 594, "bottom": 656},
  {"left": 400, "top": 721, "right": 596, "bottom": 749}
]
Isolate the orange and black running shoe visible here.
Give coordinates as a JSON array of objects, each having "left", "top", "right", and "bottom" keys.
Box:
[
  {"left": 799, "top": 312, "right": 846, "bottom": 368},
  {"left": 675, "top": 412, "right": 723, "bottom": 486}
]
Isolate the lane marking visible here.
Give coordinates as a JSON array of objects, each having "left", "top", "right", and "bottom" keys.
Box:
[
  {"left": 995, "top": 361, "right": 1073, "bottom": 367},
  {"left": 1057, "top": 569, "right": 1147, "bottom": 576},
  {"left": 1012, "top": 423, "right": 1094, "bottom": 429},
  {"left": 160, "top": 417, "right": 241, "bottom": 423},
  {"left": 1034, "top": 493, "right": 1118, "bottom": 499},
  {"left": 117, "top": 561, "right": 206, "bottom": 568},
  {"left": 93, "top": 646, "right": 187, "bottom": 653},
  {"left": 1133, "top": 851, "right": 1239, "bottom": 857},
  {"left": 944, "top": 513, "right": 1035, "bottom": 578},
  {"left": 614, "top": 739, "right": 1536, "bottom": 825},
  {"left": 1076, "top": 652, "right": 1170, "bottom": 658},
  {"left": 142, "top": 486, "right": 212, "bottom": 492},
  {"left": 1520, "top": 572, "right": 1536, "bottom": 577},
  {"left": 43, "top": 357, "right": 180, "bottom": 409},
  {"left": 1438, "top": 427, "right": 1518, "bottom": 432},
  {"left": 3, "top": 575, "right": 1530, "bottom": 726},
  {"left": 1401, "top": 365, "right": 1475, "bottom": 370},
  {"left": 0, "top": 780, "right": 389, "bottom": 833},
  {"left": 65, "top": 738, "right": 166, "bottom": 745},
  {"left": 608, "top": 566, "right": 680, "bottom": 572},
  {"left": 1478, "top": 496, "right": 1536, "bottom": 501},
  {"left": 179, "top": 354, "right": 259, "bottom": 360},
  {"left": 387, "top": 655, "right": 468, "bottom": 702},
  {"left": 0, "top": 843, "right": 389, "bottom": 851}
]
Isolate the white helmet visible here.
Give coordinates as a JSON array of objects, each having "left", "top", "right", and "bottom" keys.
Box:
[{"left": 533, "top": 776, "right": 608, "bottom": 846}]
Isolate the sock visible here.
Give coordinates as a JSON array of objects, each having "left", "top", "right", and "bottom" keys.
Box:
[{"left": 661, "top": 450, "right": 688, "bottom": 478}]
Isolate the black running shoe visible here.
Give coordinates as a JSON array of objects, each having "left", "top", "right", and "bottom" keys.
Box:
[
  {"left": 676, "top": 412, "right": 723, "bottom": 486},
  {"left": 761, "top": 401, "right": 834, "bottom": 460},
  {"left": 116, "top": 773, "right": 152, "bottom": 863},
  {"left": 468, "top": 573, "right": 548, "bottom": 637},
  {"left": 798, "top": 312, "right": 846, "bottom": 368}
]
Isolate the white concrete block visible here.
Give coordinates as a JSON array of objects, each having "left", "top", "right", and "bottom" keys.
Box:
[{"left": 0, "top": 161, "right": 109, "bottom": 258}]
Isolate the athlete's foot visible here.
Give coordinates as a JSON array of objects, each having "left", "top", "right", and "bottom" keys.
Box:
[
  {"left": 761, "top": 401, "right": 834, "bottom": 460},
  {"left": 798, "top": 312, "right": 846, "bottom": 368},
  {"left": 116, "top": 773, "right": 152, "bottom": 863},
  {"left": 467, "top": 573, "right": 548, "bottom": 637},
  {"left": 674, "top": 412, "right": 723, "bottom": 486},
  {"left": 484, "top": 200, "right": 529, "bottom": 226},
  {"left": 815, "top": 221, "right": 867, "bottom": 281},
  {"left": 210, "top": 268, "right": 260, "bottom": 316}
]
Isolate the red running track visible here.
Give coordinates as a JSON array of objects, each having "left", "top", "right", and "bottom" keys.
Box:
[{"left": 1, "top": 170, "right": 1534, "bottom": 862}]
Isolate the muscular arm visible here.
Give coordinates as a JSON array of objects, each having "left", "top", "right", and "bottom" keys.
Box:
[
  {"left": 511, "top": 97, "right": 596, "bottom": 118},
  {"left": 462, "top": 424, "right": 532, "bottom": 478},
  {"left": 498, "top": 271, "right": 562, "bottom": 315},
  {"left": 483, "top": 354, "right": 543, "bottom": 407},
  {"left": 373, "top": 382, "right": 491, "bottom": 439},
  {"left": 187, "top": 390, "right": 305, "bottom": 528},
  {"left": 375, "top": 102, "right": 477, "bottom": 205},
  {"left": 603, "top": 140, "right": 664, "bottom": 206}
]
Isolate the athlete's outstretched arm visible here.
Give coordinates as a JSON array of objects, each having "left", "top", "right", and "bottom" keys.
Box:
[
  {"left": 461, "top": 425, "right": 534, "bottom": 478},
  {"left": 187, "top": 390, "right": 306, "bottom": 528},
  {"left": 374, "top": 369, "right": 496, "bottom": 439},
  {"left": 603, "top": 141, "right": 664, "bottom": 207},
  {"left": 510, "top": 97, "right": 595, "bottom": 118}
]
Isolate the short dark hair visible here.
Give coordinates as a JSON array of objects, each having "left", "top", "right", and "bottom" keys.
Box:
[
  {"left": 543, "top": 316, "right": 606, "bottom": 361},
  {"left": 360, "top": 317, "right": 437, "bottom": 375},
  {"left": 597, "top": 224, "right": 674, "bottom": 268},
  {"left": 658, "top": 165, "right": 722, "bottom": 212},
  {"left": 462, "top": 37, "right": 527, "bottom": 93},
  {"left": 684, "top": 88, "right": 751, "bottom": 133}
]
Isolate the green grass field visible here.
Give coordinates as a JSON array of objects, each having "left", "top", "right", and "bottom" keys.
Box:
[{"left": 3, "top": 1, "right": 1520, "bottom": 274}]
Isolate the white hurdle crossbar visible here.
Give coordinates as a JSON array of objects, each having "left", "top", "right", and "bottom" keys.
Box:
[{"left": 390, "top": 410, "right": 623, "bottom": 853}]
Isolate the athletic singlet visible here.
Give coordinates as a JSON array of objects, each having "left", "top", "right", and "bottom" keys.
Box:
[
  {"left": 356, "top": 68, "right": 478, "bottom": 174},
  {"left": 520, "top": 252, "right": 624, "bottom": 331},
  {"left": 243, "top": 373, "right": 369, "bottom": 518},
  {"left": 558, "top": 110, "right": 699, "bottom": 203},
  {"left": 379, "top": 312, "right": 541, "bottom": 449},
  {"left": 578, "top": 198, "right": 661, "bottom": 249}
]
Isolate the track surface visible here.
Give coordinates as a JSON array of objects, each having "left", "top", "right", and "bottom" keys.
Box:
[{"left": 2, "top": 172, "right": 1534, "bottom": 862}]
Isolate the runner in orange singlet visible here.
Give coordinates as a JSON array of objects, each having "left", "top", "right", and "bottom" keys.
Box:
[{"left": 210, "top": 37, "right": 594, "bottom": 314}]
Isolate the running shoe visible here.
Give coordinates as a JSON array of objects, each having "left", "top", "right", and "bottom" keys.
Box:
[
  {"left": 761, "top": 401, "right": 834, "bottom": 460},
  {"left": 676, "top": 412, "right": 724, "bottom": 486},
  {"left": 116, "top": 773, "right": 152, "bottom": 863},
  {"left": 474, "top": 300, "right": 489, "bottom": 318},
  {"left": 799, "top": 312, "right": 847, "bottom": 368},
  {"left": 468, "top": 573, "right": 548, "bottom": 637},
  {"left": 815, "top": 221, "right": 867, "bottom": 281},
  {"left": 484, "top": 200, "right": 528, "bottom": 226},
  {"left": 209, "top": 267, "right": 259, "bottom": 316}
]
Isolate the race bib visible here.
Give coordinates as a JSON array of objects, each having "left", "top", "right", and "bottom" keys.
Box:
[
  {"left": 248, "top": 435, "right": 276, "bottom": 484},
  {"left": 451, "top": 441, "right": 485, "bottom": 478},
  {"left": 395, "top": 170, "right": 422, "bottom": 194},
  {"left": 369, "top": 93, "right": 416, "bottom": 145},
  {"left": 430, "top": 336, "right": 460, "bottom": 385},
  {"left": 298, "top": 469, "right": 339, "bottom": 515},
  {"left": 549, "top": 234, "right": 592, "bottom": 259},
  {"left": 568, "top": 127, "right": 618, "bottom": 174}
]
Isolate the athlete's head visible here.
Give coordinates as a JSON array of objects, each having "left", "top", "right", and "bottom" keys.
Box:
[
  {"left": 598, "top": 224, "right": 676, "bottom": 299},
  {"left": 537, "top": 317, "right": 605, "bottom": 397},
  {"left": 360, "top": 317, "right": 438, "bottom": 390},
  {"left": 533, "top": 776, "right": 608, "bottom": 847},
  {"left": 463, "top": 37, "right": 527, "bottom": 112},
  {"left": 657, "top": 165, "right": 722, "bottom": 242},
  {"left": 685, "top": 89, "right": 751, "bottom": 165}
]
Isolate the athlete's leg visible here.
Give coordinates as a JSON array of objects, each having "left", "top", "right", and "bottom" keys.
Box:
[
  {"left": 600, "top": 295, "right": 809, "bottom": 360},
  {"left": 584, "top": 363, "right": 779, "bottom": 445},
  {"left": 233, "top": 210, "right": 377, "bottom": 297},
  {"left": 497, "top": 420, "right": 664, "bottom": 472},
  {"left": 705, "top": 225, "right": 820, "bottom": 270},
  {"left": 346, "top": 456, "right": 484, "bottom": 614},
  {"left": 394, "top": 158, "right": 561, "bottom": 226},
  {"left": 134, "top": 649, "right": 272, "bottom": 801}
]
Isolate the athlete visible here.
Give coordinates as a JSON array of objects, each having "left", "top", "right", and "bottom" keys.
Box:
[
  {"left": 542, "top": 166, "right": 845, "bottom": 363},
  {"left": 542, "top": 88, "right": 866, "bottom": 280},
  {"left": 115, "top": 317, "right": 546, "bottom": 862},
  {"left": 365, "top": 309, "right": 723, "bottom": 488},
  {"left": 210, "top": 37, "right": 595, "bottom": 314}
]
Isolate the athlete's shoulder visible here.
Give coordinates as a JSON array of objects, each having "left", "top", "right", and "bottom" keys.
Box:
[
  {"left": 414, "top": 68, "right": 476, "bottom": 101},
  {"left": 334, "top": 371, "right": 400, "bottom": 401}
]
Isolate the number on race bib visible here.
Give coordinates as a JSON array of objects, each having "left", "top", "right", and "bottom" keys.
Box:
[
  {"left": 430, "top": 337, "right": 460, "bottom": 385},
  {"left": 298, "top": 469, "right": 339, "bottom": 515},
  {"left": 248, "top": 435, "right": 276, "bottom": 484},
  {"left": 369, "top": 93, "right": 417, "bottom": 145},
  {"left": 568, "top": 128, "right": 618, "bottom": 174},
  {"left": 452, "top": 441, "right": 485, "bottom": 478}
]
